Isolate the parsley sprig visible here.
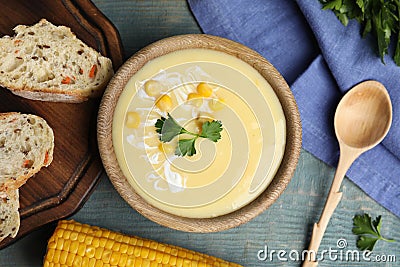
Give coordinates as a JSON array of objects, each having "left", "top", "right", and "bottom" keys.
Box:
[
  {"left": 155, "top": 114, "right": 223, "bottom": 157},
  {"left": 352, "top": 213, "right": 395, "bottom": 251},
  {"left": 320, "top": 0, "right": 400, "bottom": 65}
]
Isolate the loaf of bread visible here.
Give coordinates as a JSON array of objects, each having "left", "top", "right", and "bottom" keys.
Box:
[
  {"left": 0, "top": 112, "right": 54, "bottom": 193},
  {"left": 0, "top": 19, "right": 114, "bottom": 103},
  {"left": 0, "top": 189, "right": 20, "bottom": 242}
]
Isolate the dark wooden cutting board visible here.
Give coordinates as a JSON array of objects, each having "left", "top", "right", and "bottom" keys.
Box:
[{"left": 0, "top": 0, "right": 124, "bottom": 249}]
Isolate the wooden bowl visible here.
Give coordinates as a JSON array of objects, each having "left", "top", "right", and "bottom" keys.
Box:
[{"left": 97, "top": 34, "right": 302, "bottom": 232}]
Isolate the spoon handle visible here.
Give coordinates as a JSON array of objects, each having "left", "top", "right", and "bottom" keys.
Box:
[{"left": 302, "top": 146, "right": 361, "bottom": 267}]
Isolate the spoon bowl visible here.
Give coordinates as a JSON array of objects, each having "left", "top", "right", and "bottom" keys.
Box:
[{"left": 335, "top": 81, "right": 392, "bottom": 149}]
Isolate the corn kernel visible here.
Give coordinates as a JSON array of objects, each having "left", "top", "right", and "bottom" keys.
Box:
[
  {"left": 120, "top": 243, "right": 128, "bottom": 254},
  {"left": 196, "top": 82, "right": 213, "bottom": 97},
  {"left": 108, "top": 232, "right": 115, "bottom": 240},
  {"left": 115, "top": 234, "right": 124, "bottom": 243},
  {"left": 161, "top": 253, "right": 170, "bottom": 264},
  {"left": 95, "top": 247, "right": 104, "bottom": 259},
  {"left": 85, "top": 235, "right": 93, "bottom": 245},
  {"left": 46, "top": 248, "right": 55, "bottom": 262},
  {"left": 134, "top": 246, "right": 141, "bottom": 257},
  {"left": 171, "top": 248, "right": 179, "bottom": 256},
  {"left": 56, "top": 229, "right": 64, "bottom": 238},
  {"left": 178, "top": 250, "right": 187, "bottom": 258},
  {"left": 78, "top": 242, "right": 86, "bottom": 256},
  {"left": 82, "top": 257, "right": 90, "bottom": 266},
  {"left": 105, "top": 239, "right": 115, "bottom": 250},
  {"left": 72, "top": 255, "right": 82, "bottom": 266},
  {"left": 118, "top": 253, "right": 128, "bottom": 266},
  {"left": 156, "top": 94, "right": 173, "bottom": 112},
  {"left": 112, "top": 242, "right": 121, "bottom": 251},
  {"left": 125, "top": 256, "right": 135, "bottom": 267},
  {"left": 148, "top": 249, "right": 156, "bottom": 261},
  {"left": 110, "top": 251, "right": 121, "bottom": 265},
  {"left": 142, "top": 259, "right": 151, "bottom": 267},
  {"left": 140, "top": 247, "right": 150, "bottom": 259},
  {"left": 126, "top": 112, "right": 141, "bottom": 129},
  {"left": 94, "top": 259, "right": 103, "bottom": 267},
  {"left": 64, "top": 230, "right": 71, "bottom": 239},
  {"left": 126, "top": 246, "right": 134, "bottom": 255},
  {"left": 209, "top": 98, "right": 225, "bottom": 111},
  {"left": 122, "top": 235, "right": 130, "bottom": 244},
  {"left": 99, "top": 237, "right": 107, "bottom": 247},
  {"left": 187, "top": 93, "right": 203, "bottom": 107},
  {"left": 48, "top": 241, "right": 56, "bottom": 249},
  {"left": 70, "top": 240, "right": 79, "bottom": 254},
  {"left": 88, "top": 258, "right": 96, "bottom": 267},
  {"left": 85, "top": 245, "right": 96, "bottom": 258},
  {"left": 151, "top": 241, "right": 161, "bottom": 250},
  {"left": 70, "top": 232, "right": 78, "bottom": 241},
  {"left": 66, "top": 253, "right": 75, "bottom": 265},
  {"left": 144, "top": 80, "right": 162, "bottom": 97},
  {"left": 176, "top": 257, "right": 184, "bottom": 266},
  {"left": 59, "top": 250, "right": 68, "bottom": 264},
  {"left": 102, "top": 249, "right": 112, "bottom": 263},
  {"left": 169, "top": 255, "right": 177, "bottom": 265}
]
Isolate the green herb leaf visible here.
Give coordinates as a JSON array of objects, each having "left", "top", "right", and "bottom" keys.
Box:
[
  {"left": 352, "top": 213, "right": 379, "bottom": 236},
  {"left": 320, "top": 0, "right": 400, "bottom": 66},
  {"left": 155, "top": 114, "right": 184, "bottom": 142},
  {"left": 357, "top": 235, "right": 379, "bottom": 251},
  {"left": 176, "top": 138, "right": 197, "bottom": 156},
  {"left": 199, "top": 120, "right": 223, "bottom": 142},
  {"left": 352, "top": 214, "right": 395, "bottom": 251},
  {"left": 155, "top": 116, "right": 166, "bottom": 134},
  {"left": 155, "top": 114, "right": 223, "bottom": 157},
  {"left": 322, "top": 0, "right": 343, "bottom": 11}
]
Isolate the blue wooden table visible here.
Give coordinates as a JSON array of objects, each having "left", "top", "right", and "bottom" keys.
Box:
[{"left": 1, "top": 1, "right": 399, "bottom": 266}]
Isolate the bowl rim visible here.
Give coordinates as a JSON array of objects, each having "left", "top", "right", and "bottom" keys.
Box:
[{"left": 97, "top": 34, "right": 302, "bottom": 232}]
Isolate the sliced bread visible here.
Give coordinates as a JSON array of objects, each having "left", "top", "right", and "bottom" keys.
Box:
[
  {"left": 0, "top": 19, "right": 114, "bottom": 103},
  {"left": 0, "top": 189, "right": 20, "bottom": 242},
  {"left": 0, "top": 112, "right": 54, "bottom": 193}
]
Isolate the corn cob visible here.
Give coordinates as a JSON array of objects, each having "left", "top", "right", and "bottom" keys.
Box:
[{"left": 43, "top": 220, "right": 243, "bottom": 267}]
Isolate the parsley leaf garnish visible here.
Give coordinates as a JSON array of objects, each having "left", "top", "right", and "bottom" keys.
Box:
[
  {"left": 352, "top": 213, "right": 394, "bottom": 251},
  {"left": 155, "top": 115, "right": 184, "bottom": 142},
  {"left": 176, "top": 138, "right": 197, "bottom": 156},
  {"left": 320, "top": 0, "right": 400, "bottom": 65},
  {"left": 199, "top": 120, "right": 223, "bottom": 142},
  {"left": 155, "top": 113, "right": 223, "bottom": 157}
]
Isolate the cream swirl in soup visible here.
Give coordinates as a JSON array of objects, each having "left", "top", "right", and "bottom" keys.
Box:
[{"left": 112, "top": 49, "right": 286, "bottom": 218}]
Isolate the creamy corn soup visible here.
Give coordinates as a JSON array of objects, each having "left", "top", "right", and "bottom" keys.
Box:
[{"left": 112, "top": 49, "right": 286, "bottom": 218}]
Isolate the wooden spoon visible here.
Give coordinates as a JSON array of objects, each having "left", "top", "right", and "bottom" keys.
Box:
[{"left": 302, "top": 80, "right": 392, "bottom": 266}]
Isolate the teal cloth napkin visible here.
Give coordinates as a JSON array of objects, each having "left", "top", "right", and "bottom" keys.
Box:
[{"left": 188, "top": 0, "right": 400, "bottom": 217}]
